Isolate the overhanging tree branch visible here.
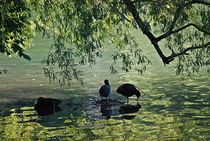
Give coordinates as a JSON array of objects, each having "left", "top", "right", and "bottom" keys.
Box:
[
  {"left": 157, "top": 0, "right": 210, "bottom": 41},
  {"left": 122, "top": 0, "right": 210, "bottom": 65},
  {"left": 189, "top": 0, "right": 210, "bottom": 6},
  {"left": 122, "top": 0, "right": 173, "bottom": 64},
  {"left": 168, "top": 4, "right": 183, "bottom": 33},
  {"left": 103, "top": 1, "right": 131, "bottom": 23},
  {"left": 162, "top": 0, "right": 210, "bottom": 36},
  {"left": 166, "top": 42, "right": 210, "bottom": 62},
  {"left": 157, "top": 23, "right": 210, "bottom": 41}
]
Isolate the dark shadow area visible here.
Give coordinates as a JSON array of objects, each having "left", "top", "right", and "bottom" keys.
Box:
[{"left": 0, "top": 100, "right": 34, "bottom": 116}]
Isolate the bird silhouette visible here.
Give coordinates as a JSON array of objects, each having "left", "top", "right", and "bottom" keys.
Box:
[
  {"left": 99, "top": 79, "right": 111, "bottom": 100},
  {"left": 34, "top": 97, "right": 61, "bottom": 116},
  {"left": 116, "top": 83, "right": 141, "bottom": 104}
]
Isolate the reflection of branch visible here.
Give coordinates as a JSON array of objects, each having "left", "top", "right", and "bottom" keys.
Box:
[
  {"left": 157, "top": 23, "right": 210, "bottom": 41},
  {"left": 166, "top": 42, "right": 210, "bottom": 62}
]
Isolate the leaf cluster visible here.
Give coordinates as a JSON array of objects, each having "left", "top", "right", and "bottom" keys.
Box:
[
  {"left": 1, "top": 0, "right": 210, "bottom": 84},
  {"left": 0, "top": 0, "right": 35, "bottom": 60},
  {"left": 29, "top": 0, "right": 151, "bottom": 85}
]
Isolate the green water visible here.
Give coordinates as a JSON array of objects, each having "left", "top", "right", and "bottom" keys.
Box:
[{"left": 0, "top": 32, "right": 210, "bottom": 140}]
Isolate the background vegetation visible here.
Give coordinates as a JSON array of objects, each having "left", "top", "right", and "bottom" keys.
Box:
[{"left": 1, "top": 0, "right": 210, "bottom": 84}]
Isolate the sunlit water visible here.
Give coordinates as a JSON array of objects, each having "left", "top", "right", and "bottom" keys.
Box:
[{"left": 0, "top": 32, "right": 210, "bottom": 140}]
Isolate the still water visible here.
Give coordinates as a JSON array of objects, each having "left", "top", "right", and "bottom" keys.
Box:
[{"left": 0, "top": 33, "right": 210, "bottom": 140}]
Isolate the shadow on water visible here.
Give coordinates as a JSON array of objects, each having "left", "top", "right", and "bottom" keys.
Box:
[
  {"left": 141, "top": 76, "right": 210, "bottom": 136},
  {"left": 146, "top": 78, "right": 210, "bottom": 115}
]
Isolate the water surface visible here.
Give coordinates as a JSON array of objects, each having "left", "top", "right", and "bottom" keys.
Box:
[{"left": 0, "top": 33, "right": 210, "bottom": 140}]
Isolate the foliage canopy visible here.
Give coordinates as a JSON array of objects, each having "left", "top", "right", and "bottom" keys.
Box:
[{"left": 1, "top": 0, "right": 210, "bottom": 85}]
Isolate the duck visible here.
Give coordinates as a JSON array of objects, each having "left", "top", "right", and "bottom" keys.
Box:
[
  {"left": 99, "top": 79, "right": 111, "bottom": 100},
  {"left": 116, "top": 83, "right": 141, "bottom": 104},
  {"left": 34, "top": 97, "right": 61, "bottom": 115}
]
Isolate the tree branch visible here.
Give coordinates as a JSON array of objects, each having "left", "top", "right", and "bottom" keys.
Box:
[
  {"left": 157, "top": 0, "right": 210, "bottom": 41},
  {"left": 157, "top": 23, "right": 210, "bottom": 41},
  {"left": 122, "top": 0, "right": 210, "bottom": 65},
  {"left": 122, "top": 0, "right": 173, "bottom": 64},
  {"left": 166, "top": 42, "right": 210, "bottom": 63},
  {"left": 167, "top": 4, "right": 183, "bottom": 33},
  {"left": 189, "top": 0, "right": 210, "bottom": 6},
  {"left": 103, "top": 1, "right": 132, "bottom": 23}
]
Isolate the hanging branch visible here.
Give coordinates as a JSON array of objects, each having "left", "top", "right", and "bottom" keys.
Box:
[{"left": 122, "top": 0, "right": 210, "bottom": 65}]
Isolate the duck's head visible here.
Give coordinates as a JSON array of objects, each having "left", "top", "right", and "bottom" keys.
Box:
[
  {"left": 136, "top": 90, "right": 141, "bottom": 99},
  {"left": 104, "top": 79, "right": 109, "bottom": 85},
  {"left": 37, "top": 97, "right": 45, "bottom": 103},
  {"left": 35, "top": 97, "right": 44, "bottom": 105}
]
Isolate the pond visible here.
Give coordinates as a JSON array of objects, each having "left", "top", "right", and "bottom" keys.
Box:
[{"left": 0, "top": 32, "right": 210, "bottom": 140}]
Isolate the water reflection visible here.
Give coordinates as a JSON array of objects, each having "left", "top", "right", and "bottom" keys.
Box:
[
  {"left": 119, "top": 103, "right": 141, "bottom": 114},
  {"left": 119, "top": 103, "right": 141, "bottom": 120},
  {"left": 100, "top": 101, "right": 112, "bottom": 119},
  {"left": 97, "top": 99, "right": 141, "bottom": 120}
]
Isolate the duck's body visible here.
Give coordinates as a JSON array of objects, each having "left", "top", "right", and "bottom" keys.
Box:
[
  {"left": 34, "top": 97, "right": 61, "bottom": 115},
  {"left": 99, "top": 80, "right": 111, "bottom": 100},
  {"left": 116, "top": 83, "right": 141, "bottom": 104}
]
